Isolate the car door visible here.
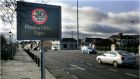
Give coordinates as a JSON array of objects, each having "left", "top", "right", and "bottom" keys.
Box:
[
  {"left": 101, "top": 52, "right": 110, "bottom": 63},
  {"left": 106, "top": 52, "right": 117, "bottom": 64}
]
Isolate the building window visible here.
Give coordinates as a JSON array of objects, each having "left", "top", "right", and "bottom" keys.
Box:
[
  {"left": 70, "top": 44, "right": 73, "bottom": 48},
  {"left": 63, "top": 44, "right": 67, "bottom": 48},
  {"left": 75, "top": 44, "right": 77, "bottom": 48}
]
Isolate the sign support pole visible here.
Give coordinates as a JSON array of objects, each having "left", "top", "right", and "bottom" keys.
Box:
[{"left": 41, "top": 40, "right": 46, "bottom": 79}]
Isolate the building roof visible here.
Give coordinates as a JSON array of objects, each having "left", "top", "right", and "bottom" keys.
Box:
[
  {"left": 83, "top": 38, "right": 113, "bottom": 46},
  {"left": 85, "top": 38, "right": 102, "bottom": 42},
  {"left": 129, "top": 35, "right": 140, "bottom": 39},
  {"left": 109, "top": 35, "right": 137, "bottom": 39},
  {"left": 94, "top": 39, "right": 113, "bottom": 46},
  {"left": 61, "top": 38, "right": 77, "bottom": 42}
]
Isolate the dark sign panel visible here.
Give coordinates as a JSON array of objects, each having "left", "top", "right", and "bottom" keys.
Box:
[{"left": 17, "top": 1, "right": 61, "bottom": 40}]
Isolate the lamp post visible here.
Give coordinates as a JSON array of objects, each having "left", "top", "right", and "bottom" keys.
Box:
[
  {"left": 77, "top": 0, "right": 79, "bottom": 49},
  {"left": 9, "top": 31, "right": 12, "bottom": 44},
  {"left": 9, "top": 31, "right": 13, "bottom": 59}
]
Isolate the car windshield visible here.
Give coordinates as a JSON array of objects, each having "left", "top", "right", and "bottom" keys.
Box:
[
  {"left": 117, "top": 51, "right": 131, "bottom": 56},
  {"left": 88, "top": 47, "right": 93, "bottom": 50}
]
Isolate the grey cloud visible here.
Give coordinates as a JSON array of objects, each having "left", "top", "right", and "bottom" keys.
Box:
[
  {"left": 85, "top": 24, "right": 139, "bottom": 34},
  {"left": 62, "top": 30, "right": 112, "bottom": 39},
  {"left": 107, "top": 12, "right": 140, "bottom": 25},
  {"left": 125, "top": 28, "right": 139, "bottom": 34},
  {"left": 79, "top": 7, "right": 108, "bottom": 22}
]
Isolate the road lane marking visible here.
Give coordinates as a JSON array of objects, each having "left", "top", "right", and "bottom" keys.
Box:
[
  {"left": 72, "top": 75, "right": 78, "bottom": 79},
  {"left": 78, "top": 61, "right": 84, "bottom": 63},
  {"left": 108, "top": 69, "right": 118, "bottom": 72},
  {"left": 66, "top": 71, "right": 70, "bottom": 74},
  {"left": 70, "top": 64, "right": 86, "bottom": 71},
  {"left": 96, "top": 66, "right": 104, "bottom": 68},
  {"left": 86, "top": 63, "right": 92, "bottom": 66},
  {"left": 125, "top": 73, "right": 138, "bottom": 78}
]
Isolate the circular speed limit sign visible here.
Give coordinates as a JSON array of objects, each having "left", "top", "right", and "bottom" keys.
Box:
[{"left": 32, "top": 8, "right": 48, "bottom": 24}]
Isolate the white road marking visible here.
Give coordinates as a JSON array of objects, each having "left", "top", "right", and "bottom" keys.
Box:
[
  {"left": 66, "top": 71, "right": 70, "bottom": 74},
  {"left": 70, "top": 64, "right": 86, "bottom": 71},
  {"left": 78, "top": 61, "right": 84, "bottom": 63},
  {"left": 72, "top": 75, "right": 78, "bottom": 79},
  {"left": 125, "top": 73, "right": 138, "bottom": 78},
  {"left": 96, "top": 66, "right": 104, "bottom": 68},
  {"left": 86, "top": 63, "right": 92, "bottom": 66},
  {"left": 108, "top": 69, "right": 118, "bottom": 72}
]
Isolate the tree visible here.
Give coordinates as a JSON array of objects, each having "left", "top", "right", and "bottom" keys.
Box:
[
  {"left": 0, "top": 0, "right": 16, "bottom": 28},
  {"left": 0, "top": 0, "right": 49, "bottom": 27},
  {"left": 1, "top": 34, "right": 7, "bottom": 46}
]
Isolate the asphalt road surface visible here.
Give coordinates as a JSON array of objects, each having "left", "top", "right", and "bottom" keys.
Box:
[{"left": 32, "top": 50, "right": 139, "bottom": 79}]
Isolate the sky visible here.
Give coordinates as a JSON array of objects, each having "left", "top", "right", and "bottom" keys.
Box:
[{"left": 0, "top": 0, "right": 139, "bottom": 42}]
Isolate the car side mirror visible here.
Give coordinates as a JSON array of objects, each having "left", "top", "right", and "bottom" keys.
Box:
[{"left": 103, "top": 54, "right": 106, "bottom": 56}]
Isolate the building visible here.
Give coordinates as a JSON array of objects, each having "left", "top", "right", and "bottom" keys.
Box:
[
  {"left": 51, "top": 40, "right": 60, "bottom": 50},
  {"left": 60, "top": 38, "right": 77, "bottom": 50},
  {"left": 82, "top": 38, "right": 112, "bottom": 47},
  {"left": 109, "top": 33, "right": 139, "bottom": 47}
]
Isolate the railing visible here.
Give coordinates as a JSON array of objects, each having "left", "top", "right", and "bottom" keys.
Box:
[
  {"left": 1, "top": 44, "right": 17, "bottom": 60},
  {"left": 116, "top": 46, "right": 138, "bottom": 54},
  {"left": 95, "top": 46, "right": 111, "bottom": 52},
  {"left": 95, "top": 46, "right": 138, "bottom": 54},
  {"left": 24, "top": 49, "right": 40, "bottom": 66}
]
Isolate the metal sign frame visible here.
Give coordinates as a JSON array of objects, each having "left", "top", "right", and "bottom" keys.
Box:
[{"left": 17, "top": 1, "right": 61, "bottom": 40}]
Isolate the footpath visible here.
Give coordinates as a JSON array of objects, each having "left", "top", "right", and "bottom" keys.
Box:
[{"left": 0, "top": 48, "right": 56, "bottom": 79}]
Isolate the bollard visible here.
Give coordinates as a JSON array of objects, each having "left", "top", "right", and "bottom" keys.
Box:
[
  {"left": 38, "top": 58, "right": 40, "bottom": 66},
  {"left": 35, "top": 56, "right": 37, "bottom": 64}
]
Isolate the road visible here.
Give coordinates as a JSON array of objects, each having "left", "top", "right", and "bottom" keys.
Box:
[{"left": 32, "top": 50, "right": 139, "bottom": 79}]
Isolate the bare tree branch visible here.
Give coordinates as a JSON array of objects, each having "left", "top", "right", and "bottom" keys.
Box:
[
  {"left": 0, "top": 0, "right": 16, "bottom": 27},
  {"left": 0, "top": 0, "right": 47, "bottom": 28}
]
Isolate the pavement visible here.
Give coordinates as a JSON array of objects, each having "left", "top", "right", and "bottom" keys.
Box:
[{"left": 0, "top": 48, "right": 56, "bottom": 79}]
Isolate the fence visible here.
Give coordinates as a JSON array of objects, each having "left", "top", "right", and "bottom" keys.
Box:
[
  {"left": 24, "top": 49, "right": 40, "bottom": 66},
  {"left": 115, "top": 46, "right": 138, "bottom": 54},
  {"left": 95, "top": 45, "right": 138, "bottom": 54},
  {"left": 95, "top": 46, "right": 111, "bottom": 52},
  {"left": 1, "top": 44, "right": 17, "bottom": 60}
]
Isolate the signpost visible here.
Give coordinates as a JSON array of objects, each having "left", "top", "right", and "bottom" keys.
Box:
[
  {"left": 17, "top": 1, "right": 61, "bottom": 40},
  {"left": 17, "top": 1, "right": 61, "bottom": 79}
]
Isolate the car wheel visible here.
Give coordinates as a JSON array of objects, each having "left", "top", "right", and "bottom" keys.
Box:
[
  {"left": 113, "top": 61, "right": 118, "bottom": 68},
  {"left": 94, "top": 52, "right": 97, "bottom": 54},
  {"left": 97, "top": 58, "right": 102, "bottom": 64}
]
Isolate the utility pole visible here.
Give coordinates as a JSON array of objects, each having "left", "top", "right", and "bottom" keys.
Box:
[
  {"left": 41, "top": 40, "right": 46, "bottom": 79},
  {"left": 77, "top": 0, "right": 79, "bottom": 49}
]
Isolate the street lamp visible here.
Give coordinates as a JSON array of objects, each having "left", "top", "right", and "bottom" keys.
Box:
[
  {"left": 9, "top": 31, "right": 13, "bottom": 59},
  {"left": 9, "top": 31, "right": 12, "bottom": 44},
  {"left": 77, "top": 0, "right": 79, "bottom": 49}
]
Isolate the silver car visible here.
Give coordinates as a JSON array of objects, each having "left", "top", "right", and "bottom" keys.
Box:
[
  {"left": 81, "top": 46, "right": 97, "bottom": 54},
  {"left": 96, "top": 50, "right": 136, "bottom": 67}
]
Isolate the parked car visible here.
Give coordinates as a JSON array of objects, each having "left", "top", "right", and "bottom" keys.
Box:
[
  {"left": 96, "top": 50, "right": 136, "bottom": 67},
  {"left": 52, "top": 47, "right": 58, "bottom": 50},
  {"left": 81, "top": 46, "right": 97, "bottom": 54}
]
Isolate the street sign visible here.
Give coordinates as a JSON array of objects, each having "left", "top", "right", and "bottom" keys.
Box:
[{"left": 17, "top": 1, "right": 61, "bottom": 40}]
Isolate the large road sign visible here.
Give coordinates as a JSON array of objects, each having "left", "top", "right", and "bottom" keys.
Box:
[{"left": 17, "top": 1, "right": 61, "bottom": 40}]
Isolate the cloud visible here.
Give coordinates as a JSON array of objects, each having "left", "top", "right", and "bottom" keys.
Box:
[
  {"left": 61, "top": 4, "right": 139, "bottom": 38},
  {"left": 86, "top": 24, "right": 121, "bottom": 33},
  {"left": 107, "top": 11, "right": 139, "bottom": 25}
]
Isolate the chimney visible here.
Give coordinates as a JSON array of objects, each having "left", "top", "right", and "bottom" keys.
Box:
[{"left": 119, "top": 33, "right": 123, "bottom": 37}]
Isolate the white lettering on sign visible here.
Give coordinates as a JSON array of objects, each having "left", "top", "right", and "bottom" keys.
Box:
[{"left": 24, "top": 24, "right": 51, "bottom": 30}]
